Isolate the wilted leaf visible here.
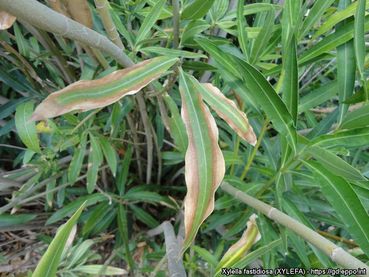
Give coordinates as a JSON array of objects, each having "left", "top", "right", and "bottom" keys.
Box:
[
  {"left": 179, "top": 69, "right": 225, "bottom": 253},
  {"left": 187, "top": 79, "right": 256, "bottom": 146},
  {"left": 215, "top": 214, "right": 260, "bottom": 274},
  {"left": 0, "top": 10, "right": 16, "bottom": 30},
  {"left": 31, "top": 57, "right": 178, "bottom": 121}
]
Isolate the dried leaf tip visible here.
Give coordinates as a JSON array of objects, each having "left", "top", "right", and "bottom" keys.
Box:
[
  {"left": 215, "top": 214, "right": 260, "bottom": 274},
  {"left": 198, "top": 83, "right": 257, "bottom": 146},
  {"left": 0, "top": 11, "right": 16, "bottom": 30}
]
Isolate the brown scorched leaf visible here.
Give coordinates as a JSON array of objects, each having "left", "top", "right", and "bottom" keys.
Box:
[
  {"left": 215, "top": 214, "right": 260, "bottom": 274},
  {"left": 193, "top": 81, "right": 256, "bottom": 146},
  {"left": 31, "top": 57, "right": 178, "bottom": 121},
  {"left": 179, "top": 69, "right": 225, "bottom": 253}
]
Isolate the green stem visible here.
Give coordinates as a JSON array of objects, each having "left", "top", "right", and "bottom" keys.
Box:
[
  {"left": 172, "top": 0, "right": 180, "bottom": 48},
  {"left": 220, "top": 182, "right": 369, "bottom": 272},
  {"left": 240, "top": 118, "right": 269, "bottom": 180}
]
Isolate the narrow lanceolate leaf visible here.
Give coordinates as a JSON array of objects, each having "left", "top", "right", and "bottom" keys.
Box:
[
  {"left": 181, "top": 0, "right": 214, "bottom": 20},
  {"left": 31, "top": 57, "right": 178, "bottom": 121},
  {"left": 337, "top": 11, "right": 355, "bottom": 124},
  {"left": 238, "top": 60, "right": 297, "bottom": 153},
  {"left": 237, "top": 0, "right": 249, "bottom": 61},
  {"left": 305, "top": 146, "right": 366, "bottom": 182},
  {"left": 32, "top": 202, "right": 86, "bottom": 277},
  {"left": 68, "top": 133, "right": 87, "bottom": 184},
  {"left": 15, "top": 101, "right": 41, "bottom": 153},
  {"left": 313, "top": 0, "right": 368, "bottom": 39},
  {"left": 135, "top": 0, "right": 166, "bottom": 46},
  {"left": 341, "top": 104, "right": 369, "bottom": 129},
  {"left": 196, "top": 38, "right": 297, "bottom": 153},
  {"left": 355, "top": 0, "right": 367, "bottom": 100},
  {"left": 304, "top": 161, "right": 369, "bottom": 256},
  {"left": 298, "top": 0, "right": 335, "bottom": 39},
  {"left": 282, "top": 35, "right": 298, "bottom": 123},
  {"left": 215, "top": 214, "right": 260, "bottom": 275},
  {"left": 179, "top": 69, "right": 225, "bottom": 253},
  {"left": 163, "top": 94, "right": 188, "bottom": 153},
  {"left": 99, "top": 136, "right": 118, "bottom": 177},
  {"left": 87, "top": 134, "right": 103, "bottom": 193},
  {"left": 311, "top": 127, "right": 369, "bottom": 149},
  {"left": 188, "top": 79, "right": 256, "bottom": 146},
  {"left": 299, "top": 15, "right": 369, "bottom": 65},
  {"left": 0, "top": 10, "right": 16, "bottom": 30}
]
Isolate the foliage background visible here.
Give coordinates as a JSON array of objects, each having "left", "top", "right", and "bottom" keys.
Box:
[{"left": 0, "top": 0, "right": 369, "bottom": 276}]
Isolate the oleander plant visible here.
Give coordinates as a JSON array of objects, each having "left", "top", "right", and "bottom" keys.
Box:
[{"left": 1, "top": 0, "right": 369, "bottom": 276}]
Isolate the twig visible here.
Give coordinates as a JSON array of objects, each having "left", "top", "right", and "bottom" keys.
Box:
[
  {"left": 172, "top": 0, "right": 180, "bottom": 48},
  {"left": 0, "top": 0, "right": 134, "bottom": 68},
  {"left": 94, "top": 0, "right": 125, "bottom": 49},
  {"left": 220, "top": 182, "right": 369, "bottom": 273},
  {"left": 148, "top": 221, "right": 186, "bottom": 277}
]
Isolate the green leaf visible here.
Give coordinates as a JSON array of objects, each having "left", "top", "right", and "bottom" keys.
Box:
[
  {"left": 68, "top": 133, "right": 87, "bottom": 184},
  {"left": 249, "top": 9, "right": 274, "bottom": 64},
  {"left": 196, "top": 37, "right": 296, "bottom": 152},
  {"left": 32, "top": 202, "right": 86, "bottom": 277},
  {"left": 355, "top": 0, "right": 366, "bottom": 76},
  {"left": 140, "top": 46, "right": 207, "bottom": 59},
  {"left": 298, "top": 0, "right": 336, "bottom": 39},
  {"left": 341, "top": 104, "right": 369, "bottom": 129},
  {"left": 73, "top": 265, "right": 127, "bottom": 275},
  {"left": 181, "top": 20, "right": 210, "bottom": 45},
  {"left": 46, "top": 193, "right": 105, "bottom": 225},
  {"left": 179, "top": 69, "right": 225, "bottom": 253},
  {"left": 238, "top": 61, "right": 297, "bottom": 153},
  {"left": 15, "top": 101, "right": 41, "bottom": 153},
  {"left": 298, "top": 82, "right": 337, "bottom": 112},
  {"left": 163, "top": 93, "right": 188, "bottom": 153},
  {"left": 313, "top": 0, "right": 368, "bottom": 38},
  {"left": 305, "top": 146, "right": 366, "bottom": 182},
  {"left": 135, "top": 0, "right": 166, "bottom": 47},
  {"left": 181, "top": 0, "right": 214, "bottom": 20},
  {"left": 87, "top": 133, "right": 103, "bottom": 193},
  {"left": 99, "top": 136, "right": 118, "bottom": 177},
  {"left": 336, "top": 1, "right": 356, "bottom": 125},
  {"left": 311, "top": 127, "right": 369, "bottom": 149},
  {"left": 299, "top": 15, "right": 369, "bottom": 65},
  {"left": 282, "top": 35, "right": 298, "bottom": 123},
  {"left": 237, "top": 0, "right": 249, "bottom": 61},
  {"left": 129, "top": 204, "right": 159, "bottom": 228},
  {"left": 304, "top": 161, "right": 369, "bottom": 257},
  {"left": 355, "top": 0, "right": 367, "bottom": 101},
  {"left": 0, "top": 214, "right": 37, "bottom": 228},
  {"left": 193, "top": 246, "right": 218, "bottom": 267}
]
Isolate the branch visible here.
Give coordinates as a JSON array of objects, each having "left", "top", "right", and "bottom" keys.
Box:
[
  {"left": 0, "top": 0, "right": 133, "bottom": 68},
  {"left": 94, "top": 0, "right": 125, "bottom": 49},
  {"left": 148, "top": 221, "right": 186, "bottom": 277},
  {"left": 220, "top": 182, "right": 369, "bottom": 274},
  {"left": 172, "top": 0, "right": 180, "bottom": 48}
]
